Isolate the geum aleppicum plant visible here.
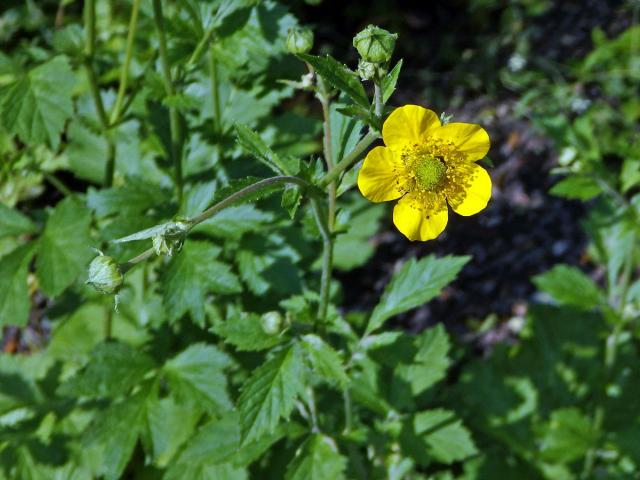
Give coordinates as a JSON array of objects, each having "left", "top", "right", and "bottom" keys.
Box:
[
  {"left": 358, "top": 105, "right": 492, "bottom": 241},
  {"left": 80, "top": 20, "right": 485, "bottom": 477}
]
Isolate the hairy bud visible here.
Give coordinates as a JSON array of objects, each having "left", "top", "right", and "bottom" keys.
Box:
[
  {"left": 260, "top": 311, "right": 288, "bottom": 335},
  {"left": 87, "top": 253, "right": 123, "bottom": 295},
  {"left": 286, "top": 26, "right": 314, "bottom": 55},
  {"left": 353, "top": 25, "right": 397, "bottom": 63}
]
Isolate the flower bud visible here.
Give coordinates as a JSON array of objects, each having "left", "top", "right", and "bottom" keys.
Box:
[
  {"left": 357, "top": 60, "right": 377, "bottom": 81},
  {"left": 286, "top": 26, "right": 314, "bottom": 55},
  {"left": 87, "top": 254, "right": 123, "bottom": 295},
  {"left": 260, "top": 311, "right": 288, "bottom": 335},
  {"left": 353, "top": 25, "right": 397, "bottom": 63}
]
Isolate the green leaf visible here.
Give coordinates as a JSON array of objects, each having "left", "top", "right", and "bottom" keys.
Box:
[
  {"left": 414, "top": 409, "right": 477, "bottom": 464},
  {"left": 36, "top": 197, "right": 93, "bottom": 297},
  {"left": 195, "top": 204, "right": 273, "bottom": 240},
  {"left": 85, "top": 389, "right": 150, "bottom": 480},
  {"left": 366, "top": 255, "right": 470, "bottom": 335},
  {"left": 396, "top": 325, "right": 451, "bottom": 395},
  {"left": 163, "top": 343, "right": 233, "bottom": 413},
  {"left": 0, "top": 204, "right": 37, "bottom": 239},
  {"left": 163, "top": 241, "right": 242, "bottom": 323},
  {"left": 238, "top": 345, "right": 306, "bottom": 443},
  {"left": 0, "top": 243, "right": 37, "bottom": 327},
  {"left": 57, "top": 341, "right": 155, "bottom": 398},
  {"left": 381, "top": 59, "right": 403, "bottom": 103},
  {"left": 540, "top": 408, "right": 597, "bottom": 463},
  {"left": 0, "top": 56, "right": 75, "bottom": 148},
  {"left": 298, "top": 54, "right": 370, "bottom": 109},
  {"left": 235, "top": 124, "right": 291, "bottom": 175},
  {"left": 285, "top": 435, "right": 347, "bottom": 480},
  {"left": 146, "top": 396, "right": 201, "bottom": 468},
  {"left": 550, "top": 176, "right": 602, "bottom": 200},
  {"left": 87, "top": 178, "right": 168, "bottom": 218},
  {"left": 301, "top": 334, "right": 349, "bottom": 387},
  {"left": 533, "top": 264, "right": 604, "bottom": 309},
  {"left": 212, "top": 312, "right": 284, "bottom": 351},
  {"left": 333, "top": 199, "right": 385, "bottom": 271}
]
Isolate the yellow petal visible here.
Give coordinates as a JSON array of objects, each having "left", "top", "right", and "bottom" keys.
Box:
[
  {"left": 431, "top": 122, "right": 490, "bottom": 161},
  {"left": 382, "top": 105, "right": 441, "bottom": 150},
  {"left": 448, "top": 164, "right": 492, "bottom": 216},
  {"left": 392, "top": 194, "right": 448, "bottom": 241},
  {"left": 357, "top": 146, "right": 404, "bottom": 202}
]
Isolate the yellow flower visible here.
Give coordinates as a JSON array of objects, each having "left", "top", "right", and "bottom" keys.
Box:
[{"left": 357, "top": 105, "right": 492, "bottom": 241}]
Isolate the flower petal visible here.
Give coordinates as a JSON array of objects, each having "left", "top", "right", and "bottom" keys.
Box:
[
  {"left": 393, "top": 194, "right": 448, "bottom": 241},
  {"left": 357, "top": 146, "right": 404, "bottom": 202},
  {"left": 448, "top": 164, "right": 492, "bottom": 216},
  {"left": 382, "top": 105, "right": 441, "bottom": 150},
  {"left": 431, "top": 122, "right": 490, "bottom": 161}
]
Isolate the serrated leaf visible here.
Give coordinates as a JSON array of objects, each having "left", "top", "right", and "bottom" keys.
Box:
[
  {"left": 299, "top": 54, "right": 369, "bottom": 109},
  {"left": 87, "top": 179, "right": 169, "bottom": 218},
  {"left": 301, "top": 334, "right": 349, "bottom": 387},
  {"left": 0, "top": 56, "right": 74, "bottom": 147},
  {"left": 533, "top": 264, "right": 604, "bottom": 309},
  {"left": 414, "top": 409, "right": 477, "bottom": 464},
  {"left": 0, "top": 204, "right": 37, "bottom": 239},
  {"left": 146, "top": 396, "right": 201, "bottom": 468},
  {"left": 540, "top": 408, "right": 597, "bottom": 463},
  {"left": 285, "top": 435, "right": 346, "bottom": 480},
  {"left": 57, "top": 341, "right": 155, "bottom": 398},
  {"left": 0, "top": 243, "right": 37, "bottom": 327},
  {"left": 235, "top": 124, "right": 291, "bottom": 175},
  {"left": 35, "top": 197, "right": 93, "bottom": 297},
  {"left": 366, "top": 255, "right": 470, "bottom": 335},
  {"left": 163, "top": 241, "right": 241, "bottom": 324},
  {"left": 212, "top": 312, "right": 284, "bottom": 351},
  {"left": 238, "top": 345, "right": 306, "bottom": 443},
  {"left": 381, "top": 59, "right": 403, "bottom": 103},
  {"left": 195, "top": 204, "right": 273, "bottom": 240},
  {"left": 85, "top": 389, "right": 150, "bottom": 480},
  {"left": 163, "top": 343, "right": 233, "bottom": 413},
  {"left": 397, "top": 325, "right": 451, "bottom": 395}
]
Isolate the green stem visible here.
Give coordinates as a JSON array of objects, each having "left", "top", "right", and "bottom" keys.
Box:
[
  {"left": 152, "top": 0, "right": 184, "bottom": 201},
  {"left": 43, "top": 172, "right": 73, "bottom": 197},
  {"left": 188, "top": 24, "right": 216, "bottom": 67},
  {"left": 105, "top": 308, "right": 113, "bottom": 340},
  {"left": 124, "top": 176, "right": 318, "bottom": 268},
  {"left": 104, "top": 140, "right": 116, "bottom": 188},
  {"left": 343, "top": 387, "right": 353, "bottom": 434},
  {"left": 83, "top": 0, "right": 96, "bottom": 58},
  {"left": 374, "top": 82, "right": 383, "bottom": 117},
  {"left": 209, "top": 46, "right": 222, "bottom": 136},
  {"left": 110, "top": 0, "right": 141, "bottom": 126},
  {"left": 319, "top": 130, "right": 379, "bottom": 188}
]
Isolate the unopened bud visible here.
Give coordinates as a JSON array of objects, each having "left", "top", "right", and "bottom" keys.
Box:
[
  {"left": 87, "top": 254, "right": 123, "bottom": 295},
  {"left": 353, "top": 25, "right": 397, "bottom": 63},
  {"left": 286, "top": 26, "right": 314, "bottom": 55},
  {"left": 260, "top": 311, "right": 288, "bottom": 335},
  {"left": 357, "top": 60, "right": 382, "bottom": 81}
]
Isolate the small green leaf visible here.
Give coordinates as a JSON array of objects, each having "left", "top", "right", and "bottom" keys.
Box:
[
  {"left": 36, "top": 197, "right": 93, "bottom": 297},
  {"left": 57, "top": 341, "right": 155, "bottom": 398},
  {"left": 212, "top": 312, "right": 284, "bottom": 351},
  {"left": 381, "top": 59, "right": 403, "bottom": 103},
  {"left": 164, "top": 343, "right": 233, "bottom": 413},
  {"left": 285, "top": 434, "right": 347, "bottom": 480},
  {"left": 550, "top": 176, "right": 602, "bottom": 200},
  {"left": 235, "top": 124, "right": 290, "bottom": 175},
  {"left": 533, "top": 264, "right": 604, "bottom": 309},
  {"left": 301, "top": 334, "right": 349, "bottom": 387},
  {"left": 0, "top": 56, "right": 75, "bottom": 147},
  {"left": 396, "top": 325, "right": 451, "bottom": 395},
  {"left": 540, "top": 408, "right": 597, "bottom": 463},
  {"left": 298, "top": 54, "right": 370, "bottom": 109},
  {"left": 366, "top": 255, "right": 470, "bottom": 335},
  {"left": 0, "top": 243, "right": 37, "bottom": 327},
  {"left": 238, "top": 345, "right": 306, "bottom": 443},
  {"left": 0, "top": 204, "right": 37, "bottom": 239},
  {"left": 85, "top": 388, "right": 150, "bottom": 480},
  {"left": 163, "top": 241, "right": 242, "bottom": 324},
  {"left": 414, "top": 409, "right": 477, "bottom": 464}
]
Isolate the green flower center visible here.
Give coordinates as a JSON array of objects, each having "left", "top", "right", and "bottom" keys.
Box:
[{"left": 414, "top": 156, "right": 446, "bottom": 190}]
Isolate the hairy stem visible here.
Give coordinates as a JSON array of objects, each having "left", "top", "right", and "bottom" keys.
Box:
[
  {"left": 374, "top": 82, "right": 383, "bottom": 117},
  {"left": 319, "top": 130, "right": 379, "bottom": 188},
  {"left": 110, "top": 0, "right": 141, "bottom": 125},
  {"left": 209, "top": 46, "right": 222, "bottom": 136},
  {"left": 152, "top": 0, "right": 184, "bottom": 202}
]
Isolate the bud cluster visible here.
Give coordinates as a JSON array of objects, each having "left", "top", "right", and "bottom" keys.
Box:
[{"left": 352, "top": 25, "right": 397, "bottom": 81}]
